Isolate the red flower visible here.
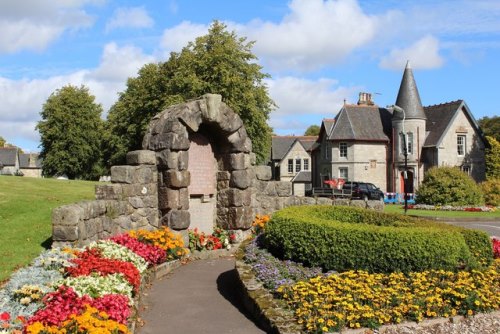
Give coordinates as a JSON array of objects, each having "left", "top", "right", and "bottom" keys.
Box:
[
  {"left": 0, "top": 312, "right": 10, "bottom": 322},
  {"left": 492, "top": 238, "right": 500, "bottom": 259}
]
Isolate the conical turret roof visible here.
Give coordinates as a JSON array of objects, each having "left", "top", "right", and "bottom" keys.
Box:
[{"left": 394, "top": 61, "right": 426, "bottom": 120}]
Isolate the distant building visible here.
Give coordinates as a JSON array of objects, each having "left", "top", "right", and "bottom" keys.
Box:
[
  {"left": 0, "top": 147, "right": 42, "bottom": 177},
  {"left": 312, "top": 61, "right": 487, "bottom": 193},
  {"left": 270, "top": 136, "right": 317, "bottom": 196}
]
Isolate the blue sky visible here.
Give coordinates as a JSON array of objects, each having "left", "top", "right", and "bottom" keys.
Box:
[{"left": 0, "top": 0, "right": 499, "bottom": 152}]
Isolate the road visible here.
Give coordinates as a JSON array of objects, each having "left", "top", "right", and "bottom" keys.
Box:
[{"left": 441, "top": 220, "right": 500, "bottom": 237}]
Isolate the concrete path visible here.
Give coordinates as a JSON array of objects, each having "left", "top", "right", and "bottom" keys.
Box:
[
  {"left": 136, "top": 256, "right": 266, "bottom": 334},
  {"left": 441, "top": 219, "right": 500, "bottom": 237}
]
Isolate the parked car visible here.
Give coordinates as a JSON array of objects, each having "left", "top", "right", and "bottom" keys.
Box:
[{"left": 342, "top": 182, "right": 384, "bottom": 201}]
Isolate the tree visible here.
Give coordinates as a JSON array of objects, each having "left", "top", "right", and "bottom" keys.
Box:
[
  {"left": 416, "top": 166, "right": 484, "bottom": 206},
  {"left": 104, "top": 21, "right": 275, "bottom": 166},
  {"left": 478, "top": 116, "right": 500, "bottom": 142},
  {"left": 0, "top": 136, "right": 5, "bottom": 147},
  {"left": 304, "top": 125, "right": 320, "bottom": 136},
  {"left": 485, "top": 136, "right": 500, "bottom": 180},
  {"left": 37, "top": 85, "right": 104, "bottom": 179}
]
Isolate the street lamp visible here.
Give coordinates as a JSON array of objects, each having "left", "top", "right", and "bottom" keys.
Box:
[{"left": 388, "top": 105, "right": 409, "bottom": 214}]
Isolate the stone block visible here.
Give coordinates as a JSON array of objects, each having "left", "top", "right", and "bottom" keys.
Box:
[
  {"left": 217, "top": 171, "right": 230, "bottom": 181},
  {"left": 158, "top": 187, "right": 179, "bottom": 210},
  {"left": 121, "top": 184, "right": 157, "bottom": 198},
  {"left": 227, "top": 127, "right": 252, "bottom": 153},
  {"left": 263, "top": 182, "right": 277, "bottom": 196},
  {"left": 142, "top": 195, "right": 158, "bottom": 208},
  {"left": 136, "top": 166, "right": 156, "bottom": 184},
  {"left": 179, "top": 187, "right": 189, "bottom": 210},
  {"left": 350, "top": 200, "right": 367, "bottom": 209},
  {"left": 230, "top": 170, "right": 253, "bottom": 189},
  {"left": 79, "top": 201, "right": 107, "bottom": 220},
  {"left": 52, "top": 204, "right": 84, "bottom": 226},
  {"left": 53, "top": 225, "right": 78, "bottom": 241},
  {"left": 300, "top": 197, "right": 316, "bottom": 205},
  {"left": 276, "top": 181, "right": 292, "bottom": 197},
  {"left": 126, "top": 150, "right": 156, "bottom": 165},
  {"left": 219, "top": 188, "right": 252, "bottom": 207},
  {"left": 254, "top": 165, "right": 272, "bottom": 181},
  {"left": 128, "top": 197, "right": 144, "bottom": 209},
  {"left": 110, "top": 166, "right": 135, "bottom": 184},
  {"left": 316, "top": 197, "right": 333, "bottom": 205},
  {"left": 170, "top": 210, "right": 190, "bottom": 230},
  {"left": 228, "top": 207, "right": 253, "bottom": 229},
  {"left": 229, "top": 153, "right": 250, "bottom": 170},
  {"left": 164, "top": 170, "right": 190, "bottom": 188},
  {"left": 95, "top": 184, "right": 122, "bottom": 200}
]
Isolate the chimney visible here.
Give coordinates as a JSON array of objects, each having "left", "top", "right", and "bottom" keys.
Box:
[{"left": 357, "top": 92, "right": 374, "bottom": 106}]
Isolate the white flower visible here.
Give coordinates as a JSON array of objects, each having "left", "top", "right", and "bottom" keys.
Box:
[{"left": 20, "top": 297, "right": 31, "bottom": 305}]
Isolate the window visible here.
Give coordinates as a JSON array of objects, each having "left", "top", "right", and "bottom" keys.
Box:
[
  {"left": 295, "top": 158, "right": 301, "bottom": 172},
  {"left": 288, "top": 159, "right": 293, "bottom": 173},
  {"left": 457, "top": 135, "right": 466, "bottom": 156},
  {"left": 339, "top": 142, "right": 347, "bottom": 158},
  {"left": 461, "top": 165, "right": 470, "bottom": 175},
  {"left": 407, "top": 132, "right": 413, "bottom": 155},
  {"left": 324, "top": 142, "right": 331, "bottom": 160},
  {"left": 339, "top": 167, "right": 348, "bottom": 180},
  {"left": 303, "top": 158, "right": 309, "bottom": 170}
]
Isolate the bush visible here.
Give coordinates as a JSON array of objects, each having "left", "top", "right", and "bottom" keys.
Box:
[
  {"left": 263, "top": 206, "right": 493, "bottom": 273},
  {"left": 416, "top": 167, "right": 484, "bottom": 206},
  {"left": 481, "top": 178, "right": 500, "bottom": 206}
]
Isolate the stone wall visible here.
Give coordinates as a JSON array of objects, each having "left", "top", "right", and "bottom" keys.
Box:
[{"left": 52, "top": 151, "right": 159, "bottom": 248}]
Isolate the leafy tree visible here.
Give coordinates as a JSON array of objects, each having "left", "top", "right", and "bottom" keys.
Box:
[
  {"left": 416, "top": 166, "right": 484, "bottom": 206},
  {"left": 481, "top": 179, "right": 500, "bottom": 206},
  {"left": 304, "top": 125, "right": 320, "bottom": 136},
  {"left": 0, "top": 136, "right": 5, "bottom": 147},
  {"left": 37, "top": 85, "right": 104, "bottom": 179},
  {"left": 104, "top": 21, "right": 275, "bottom": 166},
  {"left": 485, "top": 136, "right": 500, "bottom": 180},
  {"left": 478, "top": 116, "right": 500, "bottom": 142}
]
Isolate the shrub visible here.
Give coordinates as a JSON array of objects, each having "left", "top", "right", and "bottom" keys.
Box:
[
  {"left": 481, "top": 178, "right": 500, "bottom": 206},
  {"left": 263, "top": 206, "right": 492, "bottom": 273},
  {"left": 416, "top": 166, "right": 484, "bottom": 206}
]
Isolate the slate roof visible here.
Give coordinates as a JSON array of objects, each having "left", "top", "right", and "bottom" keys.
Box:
[
  {"left": 328, "top": 105, "right": 391, "bottom": 141},
  {"left": 394, "top": 61, "right": 427, "bottom": 120},
  {"left": 0, "top": 147, "right": 17, "bottom": 166},
  {"left": 271, "top": 136, "right": 318, "bottom": 161},
  {"left": 19, "top": 153, "right": 42, "bottom": 168},
  {"left": 291, "top": 171, "right": 311, "bottom": 183}
]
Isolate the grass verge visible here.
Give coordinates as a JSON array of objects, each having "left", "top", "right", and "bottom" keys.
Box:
[{"left": 0, "top": 176, "right": 97, "bottom": 283}]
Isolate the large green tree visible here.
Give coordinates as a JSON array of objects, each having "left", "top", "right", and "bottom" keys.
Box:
[
  {"left": 485, "top": 136, "right": 500, "bottom": 180},
  {"left": 478, "top": 115, "right": 500, "bottom": 142},
  {"left": 37, "top": 85, "right": 104, "bottom": 179},
  {"left": 304, "top": 125, "right": 320, "bottom": 136},
  {"left": 104, "top": 21, "right": 275, "bottom": 166}
]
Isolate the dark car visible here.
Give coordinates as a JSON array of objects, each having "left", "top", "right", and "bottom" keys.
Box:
[{"left": 342, "top": 182, "right": 384, "bottom": 201}]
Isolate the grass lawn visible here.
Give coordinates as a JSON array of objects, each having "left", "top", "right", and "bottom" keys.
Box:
[
  {"left": 384, "top": 204, "right": 500, "bottom": 219},
  {"left": 0, "top": 176, "right": 98, "bottom": 283}
]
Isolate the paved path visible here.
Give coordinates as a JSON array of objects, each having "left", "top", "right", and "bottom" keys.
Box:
[
  {"left": 136, "top": 257, "right": 266, "bottom": 334},
  {"left": 441, "top": 220, "right": 500, "bottom": 237}
]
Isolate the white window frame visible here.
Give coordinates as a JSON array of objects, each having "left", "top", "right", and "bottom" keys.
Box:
[
  {"left": 287, "top": 159, "right": 293, "bottom": 173},
  {"left": 339, "top": 167, "right": 348, "bottom": 180},
  {"left": 339, "top": 142, "right": 347, "bottom": 158},
  {"left": 457, "top": 135, "right": 466, "bottom": 156},
  {"left": 303, "top": 158, "right": 309, "bottom": 170},
  {"left": 461, "top": 165, "right": 470, "bottom": 175},
  {"left": 295, "top": 158, "right": 301, "bottom": 173},
  {"left": 407, "top": 132, "right": 413, "bottom": 155}
]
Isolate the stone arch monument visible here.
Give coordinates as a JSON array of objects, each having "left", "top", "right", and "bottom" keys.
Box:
[{"left": 143, "top": 94, "right": 254, "bottom": 233}]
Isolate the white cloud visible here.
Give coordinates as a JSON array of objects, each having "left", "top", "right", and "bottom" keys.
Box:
[
  {"left": 0, "top": 1, "right": 98, "bottom": 53},
  {"left": 160, "top": 21, "right": 209, "bottom": 53},
  {"left": 0, "top": 43, "right": 155, "bottom": 151},
  {"left": 379, "top": 35, "right": 444, "bottom": 70},
  {"left": 105, "top": 7, "right": 154, "bottom": 32},
  {"left": 267, "top": 76, "right": 360, "bottom": 135}
]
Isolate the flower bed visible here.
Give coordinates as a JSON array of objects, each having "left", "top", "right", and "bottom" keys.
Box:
[
  {"left": 0, "top": 227, "right": 187, "bottom": 334},
  {"left": 407, "top": 204, "right": 497, "bottom": 212},
  {"left": 243, "top": 216, "right": 500, "bottom": 334}
]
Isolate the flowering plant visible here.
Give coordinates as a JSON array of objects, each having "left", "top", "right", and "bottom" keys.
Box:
[
  {"left": 26, "top": 286, "right": 130, "bottom": 328},
  {"left": 129, "top": 227, "right": 186, "bottom": 260},
  {"left": 189, "top": 228, "right": 233, "bottom": 252},
  {"left": 109, "top": 234, "right": 166, "bottom": 265},
  {"left": 88, "top": 240, "right": 148, "bottom": 274},
  {"left": 25, "top": 305, "right": 130, "bottom": 334},
  {"left": 57, "top": 273, "right": 134, "bottom": 302},
  {"left": 0, "top": 312, "right": 23, "bottom": 334},
  {"left": 66, "top": 248, "right": 141, "bottom": 293},
  {"left": 252, "top": 214, "right": 270, "bottom": 235},
  {"left": 493, "top": 237, "right": 500, "bottom": 259},
  {"left": 12, "top": 285, "right": 44, "bottom": 306}
]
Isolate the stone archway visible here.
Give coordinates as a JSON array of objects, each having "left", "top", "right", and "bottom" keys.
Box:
[{"left": 142, "top": 94, "right": 255, "bottom": 234}]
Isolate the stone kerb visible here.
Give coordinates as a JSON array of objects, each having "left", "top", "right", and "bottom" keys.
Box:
[
  {"left": 142, "top": 94, "right": 254, "bottom": 232},
  {"left": 51, "top": 150, "right": 160, "bottom": 248}
]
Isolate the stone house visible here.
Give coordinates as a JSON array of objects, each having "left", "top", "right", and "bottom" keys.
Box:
[
  {"left": 270, "top": 135, "right": 317, "bottom": 195},
  {"left": 0, "top": 147, "right": 42, "bottom": 177},
  {"left": 312, "top": 62, "right": 487, "bottom": 193}
]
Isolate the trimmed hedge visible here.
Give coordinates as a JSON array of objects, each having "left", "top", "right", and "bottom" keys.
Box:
[{"left": 263, "top": 206, "right": 493, "bottom": 273}]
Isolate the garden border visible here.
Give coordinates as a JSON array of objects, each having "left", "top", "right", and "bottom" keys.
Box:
[{"left": 234, "top": 239, "right": 500, "bottom": 334}]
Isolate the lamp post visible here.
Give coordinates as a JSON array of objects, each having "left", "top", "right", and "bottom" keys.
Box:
[{"left": 388, "top": 105, "right": 408, "bottom": 214}]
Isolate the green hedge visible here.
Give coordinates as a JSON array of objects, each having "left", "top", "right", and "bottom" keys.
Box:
[{"left": 263, "top": 206, "right": 493, "bottom": 273}]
